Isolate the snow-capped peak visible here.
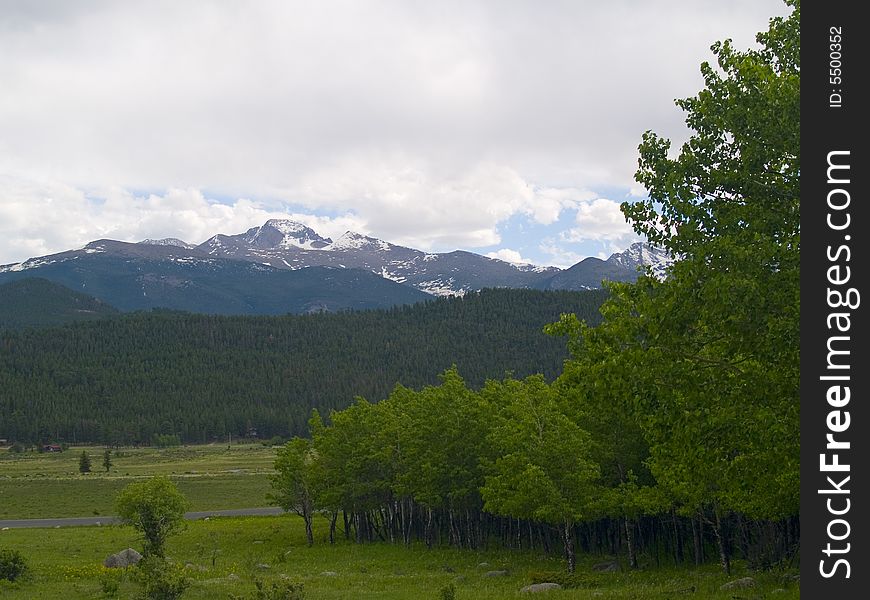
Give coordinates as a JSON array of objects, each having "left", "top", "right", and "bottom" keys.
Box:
[
  {"left": 328, "top": 231, "right": 391, "bottom": 252},
  {"left": 243, "top": 220, "right": 332, "bottom": 250},
  {"left": 263, "top": 219, "right": 309, "bottom": 235},
  {"left": 140, "top": 238, "right": 194, "bottom": 249},
  {"left": 607, "top": 242, "right": 674, "bottom": 279}
]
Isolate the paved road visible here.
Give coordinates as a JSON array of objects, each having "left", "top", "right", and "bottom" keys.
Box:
[{"left": 0, "top": 506, "right": 284, "bottom": 529}]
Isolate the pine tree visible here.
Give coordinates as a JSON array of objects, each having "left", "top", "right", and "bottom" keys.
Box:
[{"left": 78, "top": 450, "right": 91, "bottom": 473}]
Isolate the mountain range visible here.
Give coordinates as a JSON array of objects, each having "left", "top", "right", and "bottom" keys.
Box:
[{"left": 0, "top": 219, "right": 673, "bottom": 315}]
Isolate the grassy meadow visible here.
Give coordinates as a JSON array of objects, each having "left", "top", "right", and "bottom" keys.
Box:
[
  {"left": 1, "top": 444, "right": 800, "bottom": 598},
  {"left": 0, "top": 514, "right": 800, "bottom": 599},
  {"left": 0, "top": 443, "right": 275, "bottom": 519}
]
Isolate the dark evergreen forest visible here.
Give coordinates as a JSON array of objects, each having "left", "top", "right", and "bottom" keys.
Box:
[{"left": 0, "top": 288, "right": 607, "bottom": 445}]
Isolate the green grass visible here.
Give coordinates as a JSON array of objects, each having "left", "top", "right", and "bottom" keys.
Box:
[
  {"left": 0, "top": 444, "right": 275, "bottom": 478},
  {"left": 0, "top": 515, "right": 801, "bottom": 599},
  {"left": 0, "top": 444, "right": 276, "bottom": 519}
]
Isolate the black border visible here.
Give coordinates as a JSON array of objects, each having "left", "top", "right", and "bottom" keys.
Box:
[{"left": 801, "top": 0, "right": 868, "bottom": 595}]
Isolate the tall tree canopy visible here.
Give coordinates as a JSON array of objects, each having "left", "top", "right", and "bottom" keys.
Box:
[{"left": 548, "top": 0, "right": 799, "bottom": 574}]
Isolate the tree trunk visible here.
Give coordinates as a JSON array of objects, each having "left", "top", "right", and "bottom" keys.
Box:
[
  {"left": 329, "top": 511, "right": 337, "bottom": 545},
  {"left": 672, "top": 510, "right": 684, "bottom": 564},
  {"left": 425, "top": 507, "right": 434, "bottom": 549},
  {"left": 625, "top": 517, "right": 638, "bottom": 569},
  {"left": 712, "top": 511, "right": 731, "bottom": 575},
  {"left": 563, "top": 520, "right": 576, "bottom": 573},
  {"left": 304, "top": 512, "right": 314, "bottom": 547},
  {"left": 691, "top": 514, "right": 703, "bottom": 565}
]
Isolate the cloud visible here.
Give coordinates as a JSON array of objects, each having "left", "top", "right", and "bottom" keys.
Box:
[
  {"left": 288, "top": 157, "right": 592, "bottom": 251},
  {"left": 0, "top": 176, "right": 364, "bottom": 264},
  {"left": 538, "top": 240, "right": 587, "bottom": 269},
  {"left": 560, "top": 198, "right": 640, "bottom": 243},
  {"left": 0, "top": 0, "right": 788, "bottom": 265},
  {"left": 485, "top": 248, "right": 535, "bottom": 265}
]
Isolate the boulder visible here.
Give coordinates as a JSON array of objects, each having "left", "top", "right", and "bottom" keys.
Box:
[
  {"left": 520, "top": 582, "right": 563, "bottom": 593},
  {"left": 104, "top": 548, "right": 143, "bottom": 568},
  {"left": 484, "top": 570, "right": 509, "bottom": 577},
  {"left": 720, "top": 577, "right": 756, "bottom": 590},
  {"left": 592, "top": 561, "right": 619, "bottom": 572}
]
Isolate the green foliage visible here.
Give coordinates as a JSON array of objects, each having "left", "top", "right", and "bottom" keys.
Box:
[
  {"left": 99, "top": 569, "right": 123, "bottom": 598},
  {"left": 0, "top": 548, "right": 27, "bottom": 582},
  {"left": 480, "top": 376, "right": 598, "bottom": 525},
  {"left": 527, "top": 570, "right": 606, "bottom": 589},
  {"left": 153, "top": 434, "right": 182, "bottom": 448},
  {"left": 132, "top": 555, "right": 189, "bottom": 600},
  {"left": 541, "top": 0, "right": 801, "bottom": 574},
  {"left": 116, "top": 477, "right": 191, "bottom": 557},
  {"left": 438, "top": 582, "right": 456, "bottom": 600},
  {"left": 229, "top": 578, "right": 307, "bottom": 600},
  {"left": 103, "top": 448, "right": 113, "bottom": 472},
  {"left": 78, "top": 450, "right": 92, "bottom": 473},
  {"left": 270, "top": 438, "right": 320, "bottom": 545}
]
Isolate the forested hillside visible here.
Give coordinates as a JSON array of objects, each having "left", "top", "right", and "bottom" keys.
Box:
[
  {"left": 0, "top": 288, "right": 607, "bottom": 445},
  {"left": 0, "top": 278, "right": 119, "bottom": 329}
]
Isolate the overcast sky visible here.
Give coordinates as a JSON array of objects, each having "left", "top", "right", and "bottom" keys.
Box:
[{"left": 0, "top": 0, "right": 787, "bottom": 267}]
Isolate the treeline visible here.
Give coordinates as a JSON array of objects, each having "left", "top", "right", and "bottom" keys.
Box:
[
  {"left": 0, "top": 288, "right": 607, "bottom": 445},
  {"left": 271, "top": 367, "right": 797, "bottom": 574}
]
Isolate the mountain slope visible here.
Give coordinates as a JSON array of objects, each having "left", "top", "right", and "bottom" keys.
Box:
[
  {"left": 0, "top": 223, "right": 673, "bottom": 307},
  {"left": 0, "top": 240, "right": 430, "bottom": 314},
  {"left": 0, "top": 278, "right": 119, "bottom": 329},
  {"left": 537, "top": 242, "right": 674, "bottom": 290},
  {"left": 197, "top": 219, "right": 558, "bottom": 295}
]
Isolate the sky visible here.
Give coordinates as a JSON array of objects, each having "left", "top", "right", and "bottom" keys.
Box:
[{"left": 0, "top": 0, "right": 787, "bottom": 268}]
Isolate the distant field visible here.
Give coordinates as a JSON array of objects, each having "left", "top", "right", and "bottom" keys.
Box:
[
  {"left": 0, "top": 444, "right": 276, "bottom": 519},
  {"left": 0, "top": 515, "right": 801, "bottom": 599}
]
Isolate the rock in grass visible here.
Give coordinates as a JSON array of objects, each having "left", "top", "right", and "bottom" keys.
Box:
[
  {"left": 484, "top": 570, "right": 509, "bottom": 577},
  {"left": 720, "top": 577, "right": 756, "bottom": 590},
  {"left": 592, "top": 561, "right": 619, "bottom": 572},
  {"left": 520, "top": 582, "right": 563, "bottom": 593},
  {"left": 104, "top": 548, "right": 142, "bottom": 568},
  {"left": 227, "top": 573, "right": 240, "bottom": 581},
  {"left": 320, "top": 571, "right": 338, "bottom": 577},
  {"left": 256, "top": 563, "right": 271, "bottom": 570}
]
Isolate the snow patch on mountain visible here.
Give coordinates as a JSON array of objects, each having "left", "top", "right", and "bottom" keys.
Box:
[
  {"left": 328, "top": 231, "right": 390, "bottom": 252},
  {"left": 0, "top": 257, "right": 61, "bottom": 273},
  {"left": 418, "top": 278, "right": 466, "bottom": 297},
  {"left": 607, "top": 242, "right": 674, "bottom": 279},
  {"left": 140, "top": 238, "right": 194, "bottom": 249}
]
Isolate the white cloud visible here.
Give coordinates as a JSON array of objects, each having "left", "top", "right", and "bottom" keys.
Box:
[
  {"left": 485, "top": 248, "right": 535, "bottom": 265},
  {"left": 0, "top": 176, "right": 364, "bottom": 264},
  {"left": 289, "top": 157, "right": 586, "bottom": 251},
  {"left": 0, "top": 0, "right": 788, "bottom": 265},
  {"left": 538, "top": 240, "right": 587, "bottom": 269},
  {"left": 561, "top": 198, "right": 639, "bottom": 243}
]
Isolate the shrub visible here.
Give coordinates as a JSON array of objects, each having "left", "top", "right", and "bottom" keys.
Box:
[
  {"left": 527, "top": 570, "right": 606, "bottom": 588},
  {"left": 100, "top": 569, "right": 123, "bottom": 598},
  {"left": 0, "top": 548, "right": 27, "bottom": 582},
  {"left": 438, "top": 582, "right": 456, "bottom": 600},
  {"left": 133, "top": 556, "right": 189, "bottom": 600},
  {"left": 230, "top": 578, "right": 306, "bottom": 600}
]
